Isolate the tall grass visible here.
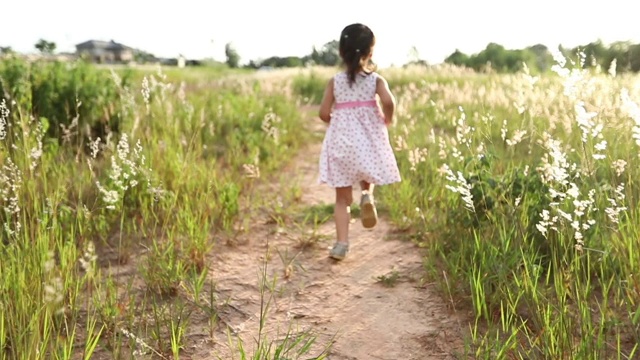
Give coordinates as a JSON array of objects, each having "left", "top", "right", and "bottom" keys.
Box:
[
  {"left": 369, "top": 58, "right": 640, "bottom": 357},
  {"left": 8, "top": 53, "right": 640, "bottom": 359},
  {"left": 0, "top": 58, "right": 311, "bottom": 359}
]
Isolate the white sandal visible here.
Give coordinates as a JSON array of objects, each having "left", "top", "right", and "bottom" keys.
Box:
[
  {"left": 360, "top": 193, "right": 378, "bottom": 228},
  {"left": 329, "top": 242, "right": 349, "bottom": 260}
]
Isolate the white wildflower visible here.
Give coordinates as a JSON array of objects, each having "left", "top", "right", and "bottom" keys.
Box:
[
  {"left": 44, "top": 277, "right": 63, "bottom": 307},
  {"left": 455, "top": 108, "right": 473, "bottom": 149},
  {"left": 605, "top": 183, "right": 627, "bottom": 225},
  {"left": 594, "top": 140, "right": 607, "bottom": 151},
  {"left": 575, "top": 102, "right": 597, "bottom": 143},
  {"left": 549, "top": 188, "right": 566, "bottom": 201},
  {"left": 408, "top": 147, "right": 428, "bottom": 171},
  {"left": 620, "top": 89, "right": 640, "bottom": 147},
  {"left": 571, "top": 220, "right": 580, "bottom": 231},
  {"left": 29, "top": 121, "right": 44, "bottom": 171},
  {"left": 557, "top": 209, "right": 572, "bottom": 222},
  {"left": 575, "top": 231, "right": 584, "bottom": 252},
  {"left": 608, "top": 58, "right": 617, "bottom": 77},
  {"left": 133, "top": 139, "right": 145, "bottom": 167},
  {"left": 438, "top": 138, "right": 448, "bottom": 159},
  {"left": 0, "top": 98, "right": 9, "bottom": 140},
  {"left": 536, "top": 133, "right": 570, "bottom": 186},
  {"left": 566, "top": 183, "right": 580, "bottom": 199},
  {"left": 536, "top": 209, "right": 551, "bottom": 237},
  {"left": 612, "top": 159, "right": 627, "bottom": 176},
  {"left": 262, "top": 109, "right": 281, "bottom": 144},
  {"left": 116, "top": 133, "right": 130, "bottom": 161},
  {"left": 501, "top": 119, "right": 508, "bottom": 141},
  {"left": 89, "top": 137, "right": 101, "bottom": 158},
  {"left": 551, "top": 48, "right": 566, "bottom": 68},
  {"left": 506, "top": 129, "right": 527, "bottom": 147},
  {"left": 43, "top": 251, "right": 64, "bottom": 314},
  {"left": 96, "top": 181, "right": 119, "bottom": 210},
  {"left": 44, "top": 251, "right": 55, "bottom": 272},
  {"left": 120, "top": 328, "right": 156, "bottom": 357},
  {"left": 394, "top": 135, "right": 408, "bottom": 151},
  {"left": 141, "top": 76, "right": 150, "bottom": 110},
  {"left": 243, "top": 164, "right": 260, "bottom": 178},
  {"left": 428, "top": 128, "right": 436, "bottom": 143},
  {"left": 2, "top": 157, "right": 22, "bottom": 215},
  {"left": 437, "top": 164, "right": 451, "bottom": 177},
  {"left": 591, "top": 123, "right": 604, "bottom": 139},
  {"left": 444, "top": 170, "right": 475, "bottom": 213},
  {"left": 79, "top": 241, "right": 98, "bottom": 278}
]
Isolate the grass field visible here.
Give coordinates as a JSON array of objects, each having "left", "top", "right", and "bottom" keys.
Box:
[
  {"left": 379, "top": 61, "right": 640, "bottom": 358},
  {"left": 1, "top": 55, "right": 640, "bottom": 359}
]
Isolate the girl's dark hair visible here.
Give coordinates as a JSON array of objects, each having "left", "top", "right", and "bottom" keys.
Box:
[{"left": 339, "top": 23, "right": 376, "bottom": 84}]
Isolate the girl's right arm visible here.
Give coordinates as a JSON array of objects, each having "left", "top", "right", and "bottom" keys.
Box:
[
  {"left": 376, "top": 75, "right": 396, "bottom": 125},
  {"left": 319, "top": 78, "right": 334, "bottom": 123}
]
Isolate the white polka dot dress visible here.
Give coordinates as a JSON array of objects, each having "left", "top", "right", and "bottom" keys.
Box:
[{"left": 319, "top": 71, "right": 401, "bottom": 188}]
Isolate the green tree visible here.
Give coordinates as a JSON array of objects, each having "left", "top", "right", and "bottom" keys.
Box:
[
  {"left": 225, "top": 43, "right": 240, "bottom": 68},
  {"left": 628, "top": 44, "right": 640, "bottom": 72},
  {"left": 445, "top": 49, "right": 470, "bottom": 67},
  {"left": 526, "top": 44, "right": 552, "bottom": 73},
  {"left": 309, "top": 46, "right": 321, "bottom": 65},
  {"left": 605, "top": 41, "right": 633, "bottom": 73},
  {"left": 581, "top": 40, "right": 608, "bottom": 68},
  {"left": 134, "top": 50, "right": 156, "bottom": 64},
  {"left": 34, "top": 39, "right": 56, "bottom": 54},
  {"left": 0, "top": 46, "right": 13, "bottom": 55},
  {"left": 259, "top": 56, "right": 303, "bottom": 68},
  {"left": 471, "top": 43, "right": 506, "bottom": 71},
  {"left": 316, "top": 40, "right": 339, "bottom": 66}
]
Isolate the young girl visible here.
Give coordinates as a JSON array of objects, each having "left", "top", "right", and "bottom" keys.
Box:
[{"left": 318, "top": 23, "right": 401, "bottom": 260}]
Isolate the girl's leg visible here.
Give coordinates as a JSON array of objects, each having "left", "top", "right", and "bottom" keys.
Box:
[
  {"left": 359, "top": 181, "right": 378, "bottom": 228},
  {"left": 335, "top": 186, "right": 353, "bottom": 244},
  {"left": 360, "top": 181, "right": 375, "bottom": 195}
]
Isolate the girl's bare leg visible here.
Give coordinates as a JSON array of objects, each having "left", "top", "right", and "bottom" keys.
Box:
[
  {"left": 360, "top": 181, "right": 375, "bottom": 195},
  {"left": 359, "top": 181, "right": 378, "bottom": 228},
  {"left": 335, "top": 186, "right": 353, "bottom": 243}
]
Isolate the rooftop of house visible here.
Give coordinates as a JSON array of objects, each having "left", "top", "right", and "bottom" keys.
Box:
[{"left": 75, "top": 40, "right": 132, "bottom": 51}]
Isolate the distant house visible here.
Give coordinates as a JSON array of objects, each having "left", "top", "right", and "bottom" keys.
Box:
[{"left": 75, "top": 40, "right": 133, "bottom": 64}]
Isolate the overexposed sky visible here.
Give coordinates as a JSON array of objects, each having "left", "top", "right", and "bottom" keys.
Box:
[{"left": 2, "top": 0, "right": 639, "bottom": 67}]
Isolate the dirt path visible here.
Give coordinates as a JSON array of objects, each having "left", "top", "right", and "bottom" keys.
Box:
[{"left": 190, "top": 111, "right": 468, "bottom": 359}]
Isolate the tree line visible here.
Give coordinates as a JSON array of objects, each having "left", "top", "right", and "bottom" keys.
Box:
[
  {"left": 4, "top": 38, "right": 638, "bottom": 74},
  {"left": 224, "top": 40, "right": 340, "bottom": 69},
  {"left": 224, "top": 39, "right": 640, "bottom": 74},
  {"left": 444, "top": 40, "right": 640, "bottom": 74}
]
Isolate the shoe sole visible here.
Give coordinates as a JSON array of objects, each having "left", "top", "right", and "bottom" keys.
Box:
[
  {"left": 329, "top": 253, "right": 346, "bottom": 260},
  {"left": 361, "top": 202, "right": 377, "bottom": 229}
]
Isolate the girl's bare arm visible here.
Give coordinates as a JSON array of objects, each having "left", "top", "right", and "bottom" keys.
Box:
[
  {"left": 319, "top": 78, "right": 335, "bottom": 123},
  {"left": 376, "top": 76, "right": 395, "bottom": 125}
]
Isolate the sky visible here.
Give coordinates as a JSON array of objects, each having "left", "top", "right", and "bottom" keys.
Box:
[{"left": 1, "top": 0, "right": 639, "bottom": 67}]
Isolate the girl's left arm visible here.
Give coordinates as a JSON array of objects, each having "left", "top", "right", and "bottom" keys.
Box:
[{"left": 319, "top": 78, "right": 334, "bottom": 123}]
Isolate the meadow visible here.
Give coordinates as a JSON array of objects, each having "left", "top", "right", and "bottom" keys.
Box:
[
  {"left": 378, "top": 60, "right": 640, "bottom": 358},
  {"left": 1, "top": 53, "right": 640, "bottom": 359}
]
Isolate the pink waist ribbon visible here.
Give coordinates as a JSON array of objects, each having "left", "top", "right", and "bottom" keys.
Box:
[{"left": 334, "top": 100, "right": 378, "bottom": 109}]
